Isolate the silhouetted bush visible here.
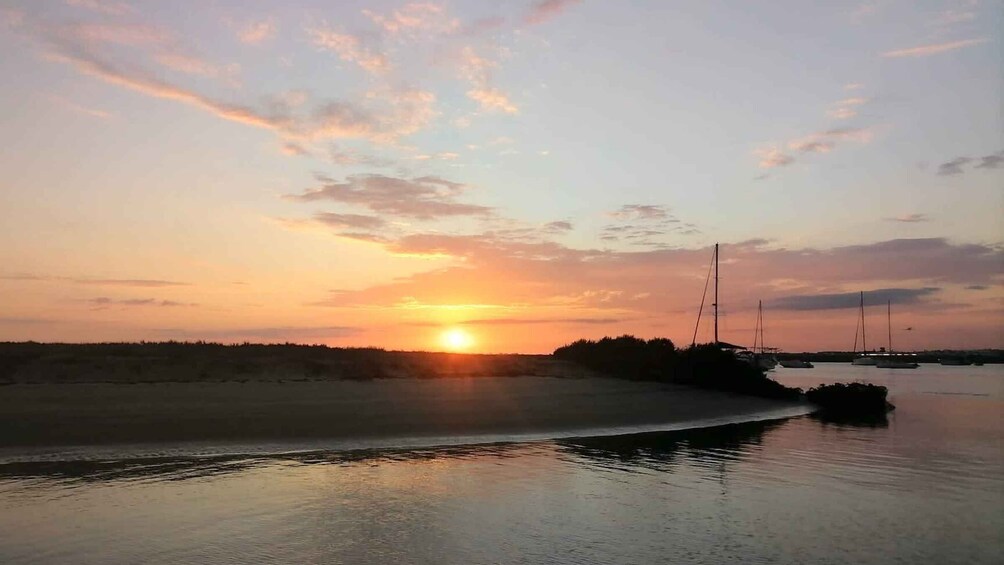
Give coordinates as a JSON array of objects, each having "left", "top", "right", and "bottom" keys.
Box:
[
  {"left": 805, "top": 382, "right": 892, "bottom": 415},
  {"left": 553, "top": 336, "right": 801, "bottom": 400},
  {"left": 553, "top": 335, "right": 676, "bottom": 380}
]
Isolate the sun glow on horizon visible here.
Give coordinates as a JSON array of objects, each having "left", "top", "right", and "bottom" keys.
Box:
[{"left": 441, "top": 328, "right": 475, "bottom": 351}]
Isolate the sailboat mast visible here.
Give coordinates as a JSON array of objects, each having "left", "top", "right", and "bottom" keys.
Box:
[
  {"left": 887, "top": 300, "right": 893, "bottom": 353},
  {"left": 860, "top": 291, "right": 867, "bottom": 353},
  {"left": 757, "top": 300, "right": 763, "bottom": 353},
  {"left": 713, "top": 243, "right": 719, "bottom": 345}
]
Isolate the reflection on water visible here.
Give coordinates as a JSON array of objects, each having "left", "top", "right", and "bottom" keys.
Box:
[
  {"left": 808, "top": 410, "right": 890, "bottom": 428},
  {"left": 557, "top": 418, "right": 782, "bottom": 471},
  {"left": 1, "top": 364, "right": 1002, "bottom": 564}
]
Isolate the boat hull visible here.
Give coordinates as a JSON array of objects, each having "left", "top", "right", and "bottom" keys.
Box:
[
  {"left": 876, "top": 360, "right": 919, "bottom": 369},
  {"left": 779, "top": 360, "right": 814, "bottom": 369}
]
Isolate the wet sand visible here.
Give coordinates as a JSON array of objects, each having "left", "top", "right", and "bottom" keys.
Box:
[{"left": 0, "top": 377, "right": 806, "bottom": 448}]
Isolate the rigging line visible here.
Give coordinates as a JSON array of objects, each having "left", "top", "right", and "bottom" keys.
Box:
[
  {"left": 852, "top": 314, "right": 860, "bottom": 353},
  {"left": 691, "top": 246, "right": 716, "bottom": 347}
]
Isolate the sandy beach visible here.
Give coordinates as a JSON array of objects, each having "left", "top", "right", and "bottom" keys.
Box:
[{"left": 0, "top": 377, "right": 806, "bottom": 449}]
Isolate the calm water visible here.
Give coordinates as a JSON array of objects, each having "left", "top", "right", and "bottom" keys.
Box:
[{"left": 1, "top": 364, "right": 1001, "bottom": 564}]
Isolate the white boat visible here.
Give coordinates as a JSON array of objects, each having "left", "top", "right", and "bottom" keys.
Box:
[
  {"left": 851, "top": 291, "right": 876, "bottom": 365},
  {"left": 874, "top": 301, "right": 918, "bottom": 369}
]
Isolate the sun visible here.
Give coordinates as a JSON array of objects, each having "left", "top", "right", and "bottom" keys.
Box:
[{"left": 441, "top": 328, "right": 474, "bottom": 351}]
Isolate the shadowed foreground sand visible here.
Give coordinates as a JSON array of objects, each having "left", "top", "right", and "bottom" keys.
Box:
[{"left": 0, "top": 377, "right": 807, "bottom": 448}]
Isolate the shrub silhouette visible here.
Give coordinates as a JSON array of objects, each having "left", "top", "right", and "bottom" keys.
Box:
[{"left": 554, "top": 336, "right": 801, "bottom": 400}]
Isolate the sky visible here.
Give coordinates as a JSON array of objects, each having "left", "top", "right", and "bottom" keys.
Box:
[{"left": 0, "top": 0, "right": 1001, "bottom": 353}]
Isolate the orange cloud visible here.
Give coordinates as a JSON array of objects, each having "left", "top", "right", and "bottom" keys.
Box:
[
  {"left": 363, "top": 3, "right": 459, "bottom": 35},
  {"left": 309, "top": 237, "right": 1003, "bottom": 351},
  {"left": 466, "top": 88, "right": 519, "bottom": 114},
  {"left": 308, "top": 26, "right": 390, "bottom": 74}
]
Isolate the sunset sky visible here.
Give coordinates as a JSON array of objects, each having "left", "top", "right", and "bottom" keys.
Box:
[{"left": 0, "top": 0, "right": 1001, "bottom": 353}]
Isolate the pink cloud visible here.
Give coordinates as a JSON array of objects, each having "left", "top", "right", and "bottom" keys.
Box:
[
  {"left": 467, "top": 88, "right": 519, "bottom": 114},
  {"left": 308, "top": 26, "right": 390, "bottom": 74},
  {"left": 284, "top": 174, "right": 492, "bottom": 220},
  {"left": 882, "top": 38, "right": 987, "bottom": 58},
  {"left": 456, "top": 46, "right": 519, "bottom": 114},
  {"left": 57, "top": 22, "right": 170, "bottom": 46},
  {"left": 523, "top": 0, "right": 582, "bottom": 26},
  {"left": 237, "top": 19, "right": 276, "bottom": 45},
  {"left": 755, "top": 147, "right": 795, "bottom": 169},
  {"left": 363, "top": 3, "right": 459, "bottom": 35}
]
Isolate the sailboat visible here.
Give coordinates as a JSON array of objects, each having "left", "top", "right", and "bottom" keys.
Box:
[
  {"left": 740, "top": 300, "right": 778, "bottom": 371},
  {"left": 851, "top": 291, "right": 877, "bottom": 365},
  {"left": 875, "top": 300, "right": 919, "bottom": 369},
  {"left": 691, "top": 244, "right": 775, "bottom": 371}
]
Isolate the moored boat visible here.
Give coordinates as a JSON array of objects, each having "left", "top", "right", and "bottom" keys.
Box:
[
  {"left": 851, "top": 291, "right": 876, "bottom": 365},
  {"left": 779, "top": 359, "right": 814, "bottom": 368},
  {"left": 939, "top": 356, "right": 972, "bottom": 366},
  {"left": 874, "top": 301, "right": 918, "bottom": 369},
  {"left": 875, "top": 354, "right": 919, "bottom": 369}
]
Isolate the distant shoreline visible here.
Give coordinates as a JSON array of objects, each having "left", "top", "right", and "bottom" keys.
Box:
[{"left": 0, "top": 342, "right": 592, "bottom": 384}]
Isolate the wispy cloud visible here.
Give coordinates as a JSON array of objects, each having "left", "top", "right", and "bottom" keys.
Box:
[
  {"left": 882, "top": 38, "right": 987, "bottom": 58},
  {"left": 312, "top": 212, "right": 388, "bottom": 231},
  {"left": 544, "top": 220, "right": 573, "bottom": 233},
  {"left": 329, "top": 144, "right": 392, "bottom": 166},
  {"left": 65, "top": 0, "right": 133, "bottom": 17},
  {"left": 827, "top": 96, "right": 868, "bottom": 120},
  {"left": 976, "top": 151, "right": 1004, "bottom": 170},
  {"left": 936, "top": 150, "right": 1004, "bottom": 175},
  {"left": 937, "top": 157, "right": 972, "bottom": 175},
  {"left": 48, "top": 50, "right": 285, "bottom": 130},
  {"left": 523, "top": 0, "right": 582, "bottom": 26},
  {"left": 285, "top": 174, "right": 492, "bottom": 220},
  {"left": 72, "top": 278, "right": 190, "bottom": 287},
  {"left": 769, "top": 287, "right": 940, "bottom": 311},
  {"left": 308, "top": 25, "right": 390, "bottom": 74},
  {"left": 88, "top": 296, "right": 197, "bottom": 308},
  {"left": 601, "top": 205, "right": 691, "bottom": 246},
  {"left": 237, "top": 18, "right": 276, "bottom": 45},
  {"left": 363, "top": 3, "right": 459, "bottom": 35},
  {"left": 49, "top": 94, "right": 111, "bottom": 118},
  {"left": 765, "top": 128, "right": 874, "bottom": 168},
  {"left": 154, "top": 325, "right": 362, "bottom": 341},
  {"left": 154, "top": 52, "right": 240, "bottom": 84},
  {"left": 461, "top": 16, "right": 506, "bottom": 35},
  {"left": 2, "top": 274, "right": 191, "bottom": 287},
  {"left": 609, "top": 204, "right": 669, "bottom": 221},
  {"left": 756, "top": 147, "right": 795, "bottom": 169},
  {"left": 39, "top": 25, "right": 433, "bottom": 145},
  {"left": 466, "top": 88, "right": 519, "bottom": 114},
  {"left": 281, "top": 141, "right": 311, "bottom": 156},
  {"left": 56, "top": 22, "right": 170, "bottom": 46},
  {"left": 457, "top": 46, "right": 518, "bottom": 114},
  {"left": 885, "top": 213, "right": 931, "bottom": 223}
]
